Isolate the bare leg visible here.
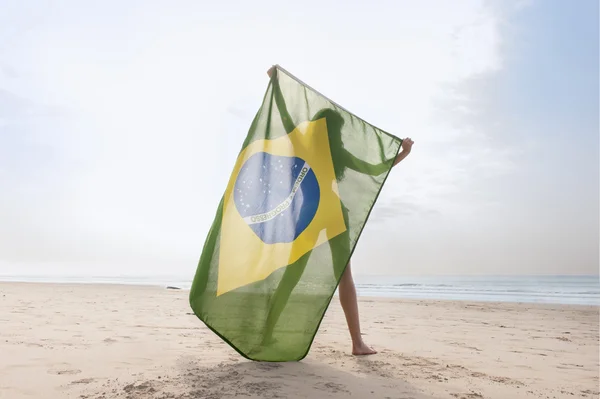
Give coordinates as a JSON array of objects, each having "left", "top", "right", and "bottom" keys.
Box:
[
  {"left": 338, "top": 262, "right": 377, "bottom": 355},
  {"left": 262, "top": 254, "right": 309, "bottom": 344}
]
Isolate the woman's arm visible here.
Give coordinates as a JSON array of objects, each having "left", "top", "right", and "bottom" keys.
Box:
[
  {"left": 393, "top": 137, "right": 413, "bottom": 166},
  {"left": 267, "top": 65, "right": 414, "bottom": 175},
  {"left": 267, "top": 66, "right": 296, "bottom": 135},
  {"left": 342, "top": 148, "right": 394, "bottom": 176},
  {"left": 344, "top": 137, "right": 414, "bottom": 176}
]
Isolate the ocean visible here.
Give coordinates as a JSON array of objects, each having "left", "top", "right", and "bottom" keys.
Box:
[{"left": 0, "top": 274, "right": 597, "bottom": 306}]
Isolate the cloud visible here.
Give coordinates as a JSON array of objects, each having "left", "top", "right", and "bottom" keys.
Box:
[
  {"left": 0, "top": 64, "right": 18, "bottom": 79},
  {"left": 359, "top": 0, "right": 598, "bottom": 276},
  {"left": 370, "top": 1, "right": 531, "bottom": 226},
  {"left": 0, "top": 0, "right": 546, "bottom": 276},
  {"left": 368, "top": 196, "right": 442, "bottom": 225}
]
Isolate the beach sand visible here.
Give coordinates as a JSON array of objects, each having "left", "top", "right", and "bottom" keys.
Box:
[{"left": 0, "top": 283, "right": 597, "bottom": 399}]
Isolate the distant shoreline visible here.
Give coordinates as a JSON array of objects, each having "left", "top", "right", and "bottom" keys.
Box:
[
  {"left": 0, "top": 280, "right": 597, "bottom": 308},
  {"left": 1, "top": 277, "right": 598, "bottom": 307}
]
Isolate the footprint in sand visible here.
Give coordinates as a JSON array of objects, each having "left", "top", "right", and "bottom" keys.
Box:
[
  {"left": 48, "top": 369, "right": 82, "bottom": 375},
  {"left": 315, "top": 382, "right": 350, "bottom": 394},
  {"left": 70, "top": 378, "right": 94, "bottom": 385},
  {"left": 255, "top": 363, "right": 282, "bottom": 371},
  {"left": 451, "top": 393, "right": 484, "bottom": 399}
]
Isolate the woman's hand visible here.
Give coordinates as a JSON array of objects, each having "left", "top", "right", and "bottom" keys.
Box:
[
  {"left": 401, "top": 137, "right": 414, "bottom": 153},
  {"left": 393, "top": 137, "right": 414, "bottom": 166}
]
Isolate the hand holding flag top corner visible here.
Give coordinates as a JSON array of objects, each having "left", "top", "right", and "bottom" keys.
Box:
[
  {"left": 267, "top": 64, "right": 415, "bottom": 168},
  {"left": 189, "top": 64, "right": 413, "bottom": 361}
]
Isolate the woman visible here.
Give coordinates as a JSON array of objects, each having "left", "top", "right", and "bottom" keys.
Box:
[{"left": 264, "top": 66, "right": 414, "bottom": 355}]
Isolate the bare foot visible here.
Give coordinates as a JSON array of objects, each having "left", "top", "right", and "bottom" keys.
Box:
[{"left": 352, "top": 342, "right": 377, "bottom": 356}]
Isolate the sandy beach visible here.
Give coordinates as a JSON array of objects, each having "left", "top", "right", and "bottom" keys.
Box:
[{"left": 0, "top": 283, "right": 597, "bottom": 399}]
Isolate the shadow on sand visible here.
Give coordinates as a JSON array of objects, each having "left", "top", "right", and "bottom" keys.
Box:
[
  {"left": 114, "top": 356, "right": 440, "bottom": 398},
  {"left": 113, "top": 356, "right": 440, "bottom": 399}
]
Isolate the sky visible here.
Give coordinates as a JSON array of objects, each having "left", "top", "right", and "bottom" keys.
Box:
[{"left": 0, "top": 0, "right": 598, "bottom": 278}]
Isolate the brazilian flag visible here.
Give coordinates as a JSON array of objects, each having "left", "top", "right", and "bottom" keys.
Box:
[{"left": 189, "top": 65, "right": 402, "bottom": 361}]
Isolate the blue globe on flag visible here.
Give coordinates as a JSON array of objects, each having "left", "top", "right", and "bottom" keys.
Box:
[{"left": 233, "top": 152, "right": 320, "bottom": 244}]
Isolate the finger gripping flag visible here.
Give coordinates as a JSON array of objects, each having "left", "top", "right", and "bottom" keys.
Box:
[{"left": 189, "top": 66, "right": 402, "bottom": 361}]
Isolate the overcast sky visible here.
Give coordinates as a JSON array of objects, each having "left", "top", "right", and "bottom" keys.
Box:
[{"left": 0, "top": 0, "right": 597, "bottom": 277}]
